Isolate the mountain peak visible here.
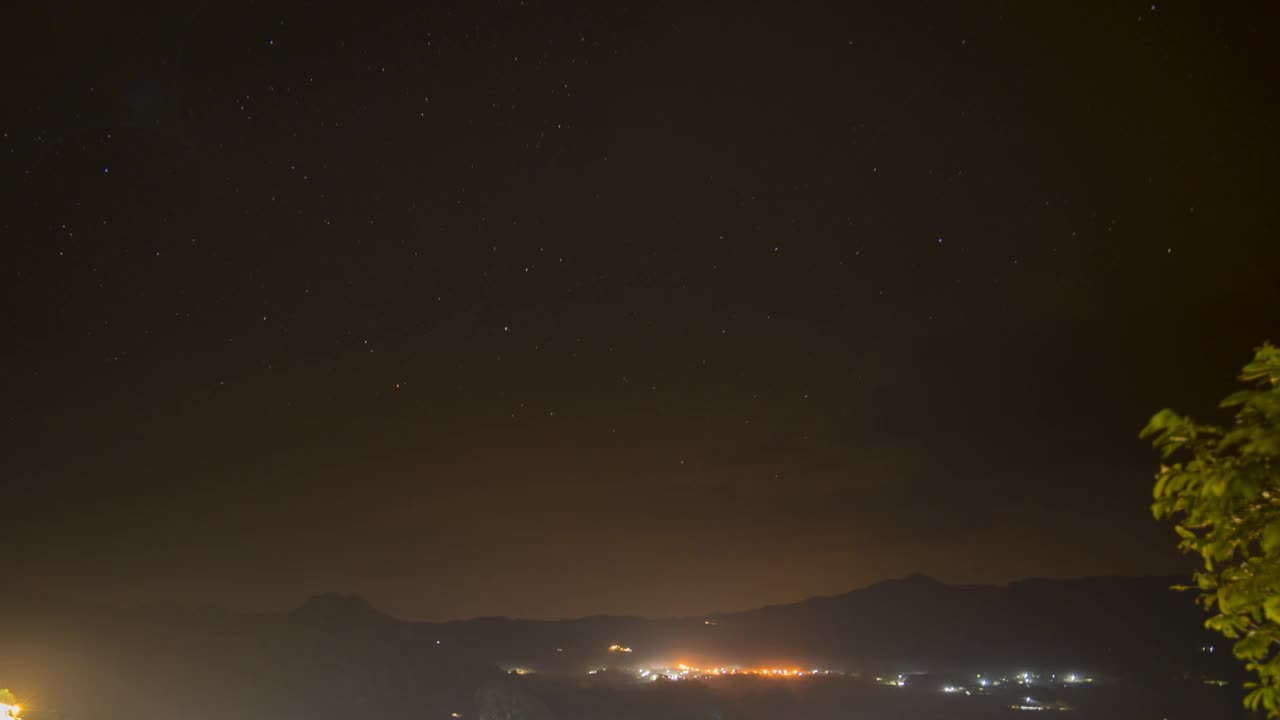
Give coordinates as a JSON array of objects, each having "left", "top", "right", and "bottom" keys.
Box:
[
  {"left": 292, "top": 593, "right": 396, "bottom": 626},
  {"left": 898, "top": 572, "right": 943, "bottom": 585},
  {"left": 854, "top": 573, "right": 946, "bottom": 593}
]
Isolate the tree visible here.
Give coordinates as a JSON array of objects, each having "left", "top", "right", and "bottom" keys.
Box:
[{"left": 1144, "top": 342, "right": 1280, "bottom": 716}]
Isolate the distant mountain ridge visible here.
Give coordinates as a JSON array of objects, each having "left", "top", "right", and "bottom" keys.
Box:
[
  {"left": 277, "top": 573, "right": 1224, "bottom": 678},
  {"left": 0, "top": 574, "right": 1240, "bottom": 720},
  {"left": 291, "top": 572, "right": 1170, "bottom": 624}
]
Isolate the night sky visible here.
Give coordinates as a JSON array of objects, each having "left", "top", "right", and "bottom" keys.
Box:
[{"left": 3, "top": 1, "right": 1277, "bottom": 621}]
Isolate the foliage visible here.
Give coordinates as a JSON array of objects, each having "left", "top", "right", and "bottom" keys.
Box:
[
  {"left": 1144, "top": 343, "right": 1280, "bottom": 716},
  {"left": 475, "top": 682, "right": 555, "bottom": 720}
]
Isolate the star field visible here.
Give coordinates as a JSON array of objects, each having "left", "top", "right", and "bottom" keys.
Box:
[{"left": 2, "top": 1, "right": 1278, "bottom": 620}]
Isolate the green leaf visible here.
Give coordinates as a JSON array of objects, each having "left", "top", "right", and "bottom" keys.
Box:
[
  {"left": 1144, "top": 343, "right": 1280, "bottom": 718},
  {"left": 1265, "top": 523, "right": 1280, "bottom": 555}
]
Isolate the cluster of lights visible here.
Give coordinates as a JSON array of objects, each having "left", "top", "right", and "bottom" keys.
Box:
[
  {"left": 938, "top": 672, "right": 1093, "bottom": 699},
  {"left": 875, "top": 675, "right": 907, "bottom": 687},
  {"left": 971, "top": 672, "right": 1091, "bottom": 690},
  {"left": 607, "top": 644, "right": 633, "bottom": 653},
  {"left": 636, "top": 663, "right": 836, "bottom": 681}
]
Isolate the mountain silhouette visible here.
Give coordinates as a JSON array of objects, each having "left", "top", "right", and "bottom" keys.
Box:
[
  {"left": 265, "top": 574, "right": 1227, "bottom": 681},
  {"left": 291, "top": 592, "right": 397, "bottom": 627},
  {"left": 0, "top": 574, "right": 1241, "bottom": 720}
]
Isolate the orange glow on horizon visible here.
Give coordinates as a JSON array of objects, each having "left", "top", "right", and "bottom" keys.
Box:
[{"left": 645, "top": 661, "right": 831, "bottom": 680}]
